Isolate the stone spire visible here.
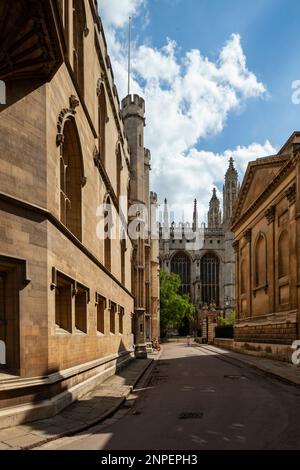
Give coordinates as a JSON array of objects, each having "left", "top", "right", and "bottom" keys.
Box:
[
  {"left": 192, "top": 199, "right": 198, "bottom": 232},
  {"left": 223, "top": 157, "right": 239, "bottom": 225},
  {"left": 163, "top": 198, "right": 169, "bottom": 231},
  {"left": 208, "top": 188, "right": 222, "bottom": 229}
]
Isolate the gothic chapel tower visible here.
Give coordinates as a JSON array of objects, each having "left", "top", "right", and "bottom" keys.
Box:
[{"left": 223, "top": 157, "right": 239, "bottom": 313}]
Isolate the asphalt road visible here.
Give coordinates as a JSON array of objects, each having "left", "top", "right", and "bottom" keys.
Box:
[{"left": 39, "top": 342, "right": 300, "bottom": 450}]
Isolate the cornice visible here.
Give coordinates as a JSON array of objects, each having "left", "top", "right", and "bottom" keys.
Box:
[{"left": 231, "top": 151, "right": 299, "bottom": 232}]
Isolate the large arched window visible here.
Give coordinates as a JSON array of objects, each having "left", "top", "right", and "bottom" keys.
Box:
[
  {"left": 60, "top": 119, "right": 83, "bottom": 240},
  {"left": 104, "top": 197, "right": 112, "bottom": 271},
  {"left": 201, "top": 253, "right": 220, "bottom": 305},
  {"left": 98, "top": 83, "right": 107, "bottom": 166},
  {"left": 278, "top": 230, "right": 289, "bottom": 279},
  {"left": 73, "top": 0, "right": 85, "bottom": 93},
  {"left": 171, "top": 251, "right": 191, "bottom": 295},
  {"left": 254, "top": 232, "right": 267, "bottom": 287}
]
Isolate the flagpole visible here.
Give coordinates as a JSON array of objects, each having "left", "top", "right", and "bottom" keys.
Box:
[{"left": 128, "top": 16, "right": 132, "bottom": 95}]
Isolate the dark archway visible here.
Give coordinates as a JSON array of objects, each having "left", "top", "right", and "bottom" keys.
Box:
[
  {"left": 171, "top": 251, "right": 191, "bottom": 296},
  {"left": 60, "top": 118, "right": 83, "bottom": 241},
  {"left": 201, "top": 253, "right": 220, "bottom": 306}
]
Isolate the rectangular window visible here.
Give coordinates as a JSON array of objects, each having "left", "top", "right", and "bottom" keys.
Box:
[
  {"left": 110, "top": 302, "right": 116, "bottom": 334},
  {"left": 75, "top": 284, "right": 89, "bottom": 333},
  {"left": 119, "top": 306, "right": 124, "bottom": 335},
  {"left": 97, "top": 294, "right": 106, "bottom": 334},
  {"left": 55, "top": 273, "right": 72, "bottom": 333}
]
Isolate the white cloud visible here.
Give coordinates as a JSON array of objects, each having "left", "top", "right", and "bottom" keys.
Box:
[
  {"left": 155, "top": 140, "right": 276, "bottom": 223},
  {"left": 100, "top": 0, "right": 145, "bottom": 28},
  {"left": 100, "top": 3, "right": 273, "bottom": 223}
]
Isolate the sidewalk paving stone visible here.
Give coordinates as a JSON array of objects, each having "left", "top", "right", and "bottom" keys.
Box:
[{"left": 0, "top": 357, "right": 153, "bottom": 450}]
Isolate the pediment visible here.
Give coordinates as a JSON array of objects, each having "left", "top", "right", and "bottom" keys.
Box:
[{"left": 231, "top": 155, "right": 288, "bottom": 226}]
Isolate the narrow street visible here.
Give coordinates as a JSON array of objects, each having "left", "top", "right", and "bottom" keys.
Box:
[{"left": 38, "top": 342, "right": 300, "bottom": 451}]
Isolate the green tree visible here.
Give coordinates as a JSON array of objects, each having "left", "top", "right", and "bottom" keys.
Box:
[
  {"left": 217, "top": 310, "right": 236, "bottom": 327},
  {"left": 160, "top": 271, "right": 195, "bottom": 331}
]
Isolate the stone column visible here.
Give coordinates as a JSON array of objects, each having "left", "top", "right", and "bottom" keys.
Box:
[
  {"left": 265, "top": 206, "right": 276, "bottom": 313},
  {"left": 233, "top": 239, "right": 240, "bottom": 321},
  {"left": 285, "top": 182, "right": 297, "bottom": 310},
  {"left": 243, "top": 229, "right": 252, "bottom": 318}
]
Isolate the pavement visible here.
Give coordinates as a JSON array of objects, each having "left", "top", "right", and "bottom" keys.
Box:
[
  {"left": 1, "top": 341, "right": 300, "bottom": 450},
  {"left": 0, "top": 355, "right": 156, "bottom": 450},
  {"left": 197, "top": 342, "right": 300, "bottom": 388},
  {"left": 36, "top": 342, "right": 300, "bottom": 450}
]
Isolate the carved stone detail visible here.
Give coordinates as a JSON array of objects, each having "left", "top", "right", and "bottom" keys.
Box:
[
  {"left": 93, "top": 146, "right": 100, "bottom": 166},
  {"left": 96, "top": 73, "right": 106, "bottom": 96},
  {"left": 284, "top": 182, "right": 296, "bottom": 206},
  {"left": 232, "top": 240, "right": 240, "bottom": 252},
  {"left": 56, "top": 97, "right": 80, "bottom": 147},
  {"left": 69, "top": 94, "right": 80, "bottom": 111},
  {"left": 265, "top": 205, "right": 275, "bottom": 224},
  {"left": 243, "top": 229, "right": 252, "bottom": 243}
]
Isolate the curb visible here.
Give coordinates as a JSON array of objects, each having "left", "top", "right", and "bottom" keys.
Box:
[
  {"left": 195, "top": 343, "right": 300, "bottom": 390},
  {"left": 23, "top": 358, "right": 153, "bottom": 450}
]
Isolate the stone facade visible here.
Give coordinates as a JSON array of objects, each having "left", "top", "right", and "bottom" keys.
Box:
[
  {"left": 121, "top": 96, "right": 160, "bottom": 354},
  {"left": 0, "top": 0, "right": 159, "bottom": 428},
  {"left": 159, "top": 159, "right": 239, "bottom": 329},
  {"left": 231, "top": 132, "right": 300, "bottom": 361}
]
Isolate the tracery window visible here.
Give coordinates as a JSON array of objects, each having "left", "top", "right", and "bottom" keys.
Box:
[
  {"left": 171, "top": 251, "right": 191, "bottom": 296},
  {"left": 201, "top": 253, "right": 220, "bottom": 305}
]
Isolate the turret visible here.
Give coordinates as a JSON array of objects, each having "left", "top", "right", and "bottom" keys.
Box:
[
  {"left": 192, "top": 199, "right": 198, "bottom": 232},
  {"left": 163, "top": 198, "right": 169, "bottom": 232},
  {"left": 121, "top": 94, "right": 146, "bottom": 203},
  {"left": 207, "top": 188, "right": 222, "bottom": 229},
  {"left": 223, "top": 157, "right": 239, "bottom": 225}
]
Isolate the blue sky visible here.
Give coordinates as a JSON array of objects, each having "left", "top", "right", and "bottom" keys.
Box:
[{"left": 101, "top": 0, "right": 300, "bottom": 222}]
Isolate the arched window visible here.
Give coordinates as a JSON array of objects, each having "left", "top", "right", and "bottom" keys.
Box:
[
  {"left": 60, "top": 119, "right": 83, "bottom": 240},
  {"left": 104, "top": 197, "right": 112, "bottom": 271},
  {"left": 241, "top": 260, "right": 246, "bottom": 295},
  {"left": 116, "top": 146, "right": 122, "bottom": 200},
  {"left": 73, "top": 0, "right": 85, "bottom": 93},
  {"left": 254, "top": 232, "right": 267, "bottom": 287},
  {"left": 278, "top": 230, "right": 289, "bottom": 279},
  {"left": 121, "top": 236, "right": 126, "bottom": 285},
  {"left": 98, "top": 83, "right": 107, "bottom": 166},
  {"left": 201, "top": 253, "right": 220, "bottom": 305},
  {"left": 171, "top": 251, "right": 191, "bottom": 295}
]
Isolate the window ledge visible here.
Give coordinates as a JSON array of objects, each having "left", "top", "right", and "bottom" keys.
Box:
[
  {"left": 74, "top": 329, "right": 87, "bottom": 336},
  {"left": 55, "top": 326, "right": 71, "bottom": 335}
]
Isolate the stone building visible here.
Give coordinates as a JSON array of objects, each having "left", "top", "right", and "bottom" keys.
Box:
[
  {"left": 121, "top": 95, "right": 160, "bottom": 355},
  {"left": 159, "top": 158, "right": 239, "bottom": 332},
  {"left": 0, "top": 0, "right": 159, "bottom": 428},
  {"left": 231, "top": 132, "right": 300, "bottom": 361}
]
